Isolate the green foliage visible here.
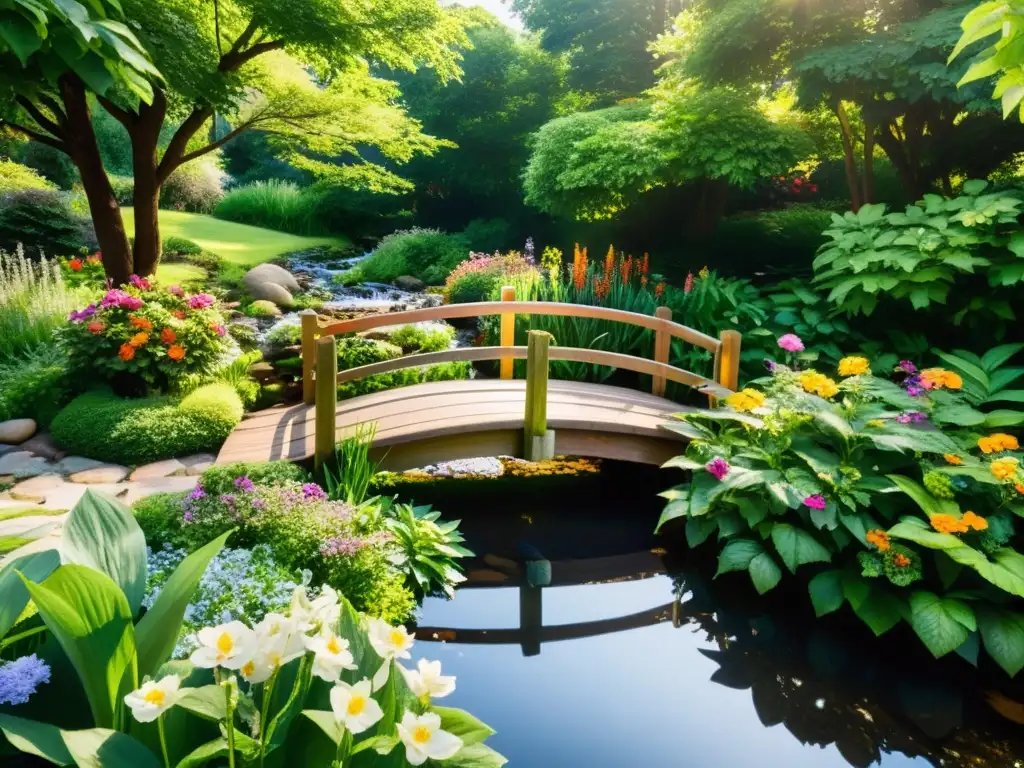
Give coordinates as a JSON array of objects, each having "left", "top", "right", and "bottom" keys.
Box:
[
  {"left": 245, "top": 300, "right": 280, "bottom": 318},
  {"left": 951, "top": 1, "right": 1024, "bottom": 120},
  {"left": 323, "top": 424, "right": 380, "bottom": 506},
  {"left": 931, "top": 343, "right": 1024, "bottom": 411},
  {"left": 0, "top": 189, "right": 95, "bottom": 259},
  {"left": 461, "top": 218, "right": 514, "bottom": 253},
  {"left": 214, "top": 180, "right": 325, "bottom": 235},
  {"left": 337, "top": 362, "right": 471, "bottom": 401},
  {"left": 388, "top": 324, "right": 454, "bottom": 354},
  {"left": 357, "top": 228, "right": 470, "bottom": 285},
  {"left": 813, "top": 182, "right": 1024, "bottom": 323},
  {"left": 162, "top": 236, "right": 202, "bottom": 256},
  {"left": 51, "top": 386, "right": 243, "bottom": 464},
  {"left": 159, "top": 158, "right": 225, "bottom": 214},
  {"left": 15, "top": 141, "right": 79, "bottom": 189},
  {"left": 0, "top": 158, "right": 54, "bottom": 195},
  {"left": 199, "top": 461, "right": 307, "bottom": 496},
  {"left": 266, "top": 323, "right": 303, "bottom": 348},
  {"left": 444, "top": 250, "right": 537, "bottom": 304},
  {"left": 707, "top": 204, "right": 838, "bottom": 274}
]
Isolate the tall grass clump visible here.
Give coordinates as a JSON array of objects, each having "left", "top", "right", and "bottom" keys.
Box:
[
  {"left": 214, "top": 180, "right": 322, "bottom": 234},
  {"left": 0, "top": 245, "right": 86, "bottom": 359},
  {"left": 323, "top": 422, "right": 380, "bottom": 505}
]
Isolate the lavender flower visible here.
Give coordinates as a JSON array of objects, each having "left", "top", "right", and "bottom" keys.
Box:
[
  {"left": 302, "top": 483, "right": 327, "bottom": 500},
  {"left": 763, "top": 358, "right": 777, "bottom": 372},
  {"left": 896, "top": 411, "right": 928, "bottom": 424},
  {"left": 0, "top": 654, "right": 51, "bottom": 705},
  {"left": 187, "top": 485, "right": 206, "bottom": 501},
  {"left": 68, "top": 304, "right": 97, "bottom": 323},
  {"left": 234, "top": 476, "right": 254, "bottom": 493},
  {"left": 898, "top": 360, "right": 918, "bottom": 374}
]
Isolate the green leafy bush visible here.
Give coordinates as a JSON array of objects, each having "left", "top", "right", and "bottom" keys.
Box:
[
  {"left": 108, "top": 174, "right": 134, "bottom": 204},
  {"left": 159, "top": 157, "right": 226, "bottom": 213},
  {"left": 15, "top": 142, "right": 79, "bottom": 189},
  {"left": 335, "top": 336, "right": 468, "bottom": 399},
  {"left": 0, "top": 189, "right": 95, "bottom": 259},
  {"left": 444, "top": 250, "right": 536, "bottom": 304},
  {"left": 813, "top": 180, "right": 1024, "bottom": 324},
  {"left": 51, "top": 385, "right": 243, "bottom": 464},
  {"left": 162, "top": 236, "right": 202, "bottom": 256},
  {"left": 708, "top": 204, "right": 837, "bottom": 274},
  {"left": 214, "top": 180, "right": 323, "bottom": 234},
  {"left": 462, "top": 217, "right": 513, "bottom": 253},
  {"left": 660, "top": 357, "right": 1024, "bottom": 676},
  {"left": 388, "top": 324, "right": 454, "bottom": 353},
  {"left": 227, "top": 322, "right": 259, "bottom": 350},
  {"left": 245, "top": 299, "right": 280, "bottom": 318},
  {"left": 265, "top": 322, "right": 303, "bottom": 348},
  {"left": 356, "top": 228, "right": 470, "bottom": 285},
  {"left": 0, "top": 344, "right": 71, "bottom": 427},
  {"left": 0, "top": 158, "right": 55, "bottom": 195},
  {"left": 199, "top": 460, "right": 307, "bottom": 495}
]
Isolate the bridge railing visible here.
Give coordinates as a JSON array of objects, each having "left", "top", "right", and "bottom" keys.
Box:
[{"left": 299, "top": 286, "right": 741, "bottom": 466}]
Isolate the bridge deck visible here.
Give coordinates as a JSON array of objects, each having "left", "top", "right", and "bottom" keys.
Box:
[{"left": 217, "top": 379, "right": 689, "bottom": 469}]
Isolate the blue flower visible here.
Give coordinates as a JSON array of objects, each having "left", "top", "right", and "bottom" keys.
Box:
[{"left": 0, "top": 654, "right": 51, "bottom": 705}]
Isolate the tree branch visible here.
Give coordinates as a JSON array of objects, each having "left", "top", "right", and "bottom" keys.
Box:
[
  {"left": 177, "top": 120, "right": 257, "bottom": 165},
  {"left": 157, "top": 105, "right": 214, "bottom": 181},
  {"left": 15, "top": 96, "right": 64, "bottom": 139},
  {"left": 219, "top": 39, "right": 285, "bottom": 72},
  {"left": 97, "top": 95, "right": 135, "bottom": 128},
  {"left": 0, "top": 120, "right": 68, "bottom": 153},
  {"left": 38, "top": 94, "right": 68, "bottom": 127}
]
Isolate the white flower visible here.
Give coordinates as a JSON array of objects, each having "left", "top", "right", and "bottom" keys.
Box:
[
  {"left": 305, "top": 629, "right": 356, "bottom": 682},
  {"left": 367, "top": 618, "right": 415, "bottom": 661},
  {"left": 124, "top": 675, "right": 184, "bottom": 723},
  {"left": 254, "top": 613, "right": 306, "bottom": 664},
  {"left": 289, "top": 585, "right": 341, "bottom": 633},
  {"left": 190, "top": 621, "right": 258, "bottom": 670},
  {"left": 400, "top": 659, "right": 456, "bottom": 700},
  {"left": 397, "top": 711, "right": 463, "bottom": 766},
  {"left": 330, "top": 679, "right": 383, "bottom": 734}
]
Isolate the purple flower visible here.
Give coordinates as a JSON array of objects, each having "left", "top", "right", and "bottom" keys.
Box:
[
  {"left": 183, "top": 511, "right": 194, "bottom": 523},
  {"left": 68, "top": 304, "right": 97, "bottom": 323},
  {"left": 763, "top": 358, "right": 777, "bottom": 372},
  {"left": 705, "top": 457, "right": 730, "bottom": 480},
  {"left": 897, "top": 411, "right": 928, "bottom": 424},
  {"left": 777, "top": 334, "right": 804, "bottom": 353},
  {"left": 320, "top": 536, "right": 367, "bottom": 557},
  {"left": 0, "top": 654, "right": 51, "bottom": 706},
  {"left": 234, "top": 476, "right": 254, "bottom": 492},
  {"left": 188, "top": 293, "right": 215, "bottom": 310},
  {"left": 898, "top": 360, "right": 918, "bottom": 374},
  {"left": 187, "top": 485, "right": 206, "bottom": 501},
  {"left": 252, "top": 497, "right": 266, "bottom": 510},
  {"left": 219, "top": 493, "right": 236, "bottom": 506},
  {"left": 906, "top": 384, "right": 924, "bottom": 397},
  {"left": 803, "top": 494, "right": 827, "bottom": 510},
  {"left": 302, "top": 483, "right": 327, "bottom": 500}
]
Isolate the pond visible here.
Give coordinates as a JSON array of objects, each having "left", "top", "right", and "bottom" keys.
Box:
[{"left": 407, "top": 461, "right": 1024, "bottom": 768}]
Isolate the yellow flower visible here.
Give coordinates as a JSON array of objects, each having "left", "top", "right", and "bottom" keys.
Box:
[
  {"left": 838, "top": 356, "right": 870, "bottom": 377},
  {"left": 943, "top": 454, "right": 963, "bottom": 465},
  {"left": 930, "top": 514, "right": 969, "bottom": 534},
  {"left": 961, "top": 511, "right": 989, "bottom": 531},
  {"left": 865, "top": 529, "right": 891, "bottom": 552},
  {"left": 978, "top": 433, "right": 1019, "bottom": 454},
  {"left": 990, "top": 457, "right": 1020, "bottom": 481},
  {"left": 799, "top": 371, "right": 839, "bottom": 399},
  {"left": 867, "top": 420, "right": 885, "bottom": 428},
  {"left": 698, "top": 266, "right": 710, "bottom": 279},
  {"left": 725, "top": 388, "right": 766, "bottom": 413}
]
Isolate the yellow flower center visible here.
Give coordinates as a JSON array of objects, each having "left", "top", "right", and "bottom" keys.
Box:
[
  {"left": 389, "top": 629, "right": 406, "bottom": 647},
  {"left": 143, "top": 688, "right": 166, "bottom": 707},
  {"left": 216, "top": 632, "right": 234, "bottom": 655},
  {"left": 347, "top": 695, "right": 366, "bottom": 716},
  {"left": 241, "top": 661, "right": 255, "bottom": 677},
  {"left": 326, "top": 636, "right": 342, "bottom": 655},
  {"left": 413, "top": 725, "right": 432, "bottom": 744}
]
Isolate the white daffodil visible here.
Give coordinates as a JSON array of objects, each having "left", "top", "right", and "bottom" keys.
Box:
[
  {"left": 254, "top": 613, "right": 306, "bottom": 665},
  {"left": 290, "top": 586, "right": 341, "bottom": 633},
  {"left": 401, "top": 659, "right": 456, "bottom": 700},
  {"left": 367, "top": 618, "right": 415, "bottom": 661},
  {"left": 306, "top": 629, "right": 356, "bottom": 682},
  {"left": 190, "top": 621, "right": 258, "bottom": 670},
  {"left": 330, "top": 679, "right": 383, "bottom": 734},
  {"left": 397, "top": 711, "right": 463, "bottom": 766},
  {"left": 124, "top": 675, "right": 184, "bottom": 723}
]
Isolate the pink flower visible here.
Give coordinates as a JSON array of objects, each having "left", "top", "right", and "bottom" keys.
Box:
[
  {"left": 100, "top": 289, "right": 144, "bottom": 311},
  {"left": 167, "top": 285, "right": 184, "bottom": 296},
  {"left": 210, "top": 323, "right": 226, "bottom": 337},
  {"left": 705, "top": 457, "right": 730, "bottom": 480},
  {"left": 129, "top": 274, "right": 152, "bottom": 290},
  {"left": 803, "top": 494, "right": 826, "bottom": 510},
  {"left": 188, "top": 293, "right": 215, "bottom": 310},
  {"left": 777, "top": 334, "right": 804, "bottom": 353},
  {"left": 683, "top": 272, "right": 694, "bottom": 294}
]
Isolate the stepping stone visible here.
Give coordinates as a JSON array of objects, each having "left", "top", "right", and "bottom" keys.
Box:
[
  {"left": 9, "top": 474, "right": 65, "bottom": 503},
  {"left": 19, "top": 433, "right": 68, "bottom": 461},
  {"left": 117, "top": 475, "right": 198, "bottom": 506},
  {"left": 0, "top": 515, "right": 63, "bottom": 537},
  {"left": 180, "top": 453, "right": 216, "bottom": 476},
  {"left": 35, "top": 482, "right": 119, "bottom": 511},
  {"left": 0, "top": 452, "right": 55, "bottom": 479},
  {"left": 69, "top": 464, "right": 130, "bottom": 484},
  {"left": 56, "top": 456, "right": 106, "bottom": 475},
  {"left": 0, "top": 419, "right": 36, "bottom": 444},
  {"left": 0, "top": 444, "right": 17, "bottom": 457},
  {"left": 129, "top": 458, "right": 186, "bottom": 481}
]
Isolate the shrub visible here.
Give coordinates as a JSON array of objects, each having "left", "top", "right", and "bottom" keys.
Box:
[
  {"left": 338, "top": 336, "right": 402, "bottom": 369},
  {"left": 337, "top": 362, "right": 470, "bottom": 400},
  {"left": 462, "top": 217, "right": 513, "bottom": 253},
  {"left": 358, "top": 228, "right": 470, "bottom": 285},
  {"left": 227, "top": 322, "right": 259, "bottom": 350},
  {"left": 388, "top": 324, "right": 454, "bottom": 353},
  {"left": 214, "top": 180, "right": 321, "bottom": 234},
  {"left": 199, "top": 460, "right": 307, "bottom": 495},
  {"left": 51, "top": 385, "right": 243, "bottom": 464},
  {"left": 0, "top": 343, "right": 71, "bottom": 426},
  {"left": 265, "top": 322, "right": 303, "bottom": 348},
  {"left": 16, "top": 143, "right": 79, "bottom": 189},
  {"left": 245, "top": 300, "right": 279, "bottom": 318},
  {"left": 162, "top": 236, "right": 203, "bottom": 256},
  {"left": 132, "top": 491, "right": 189, "bottom": 544},
  {"left": 160, "top": 157, "right": 226, "bottom": 213},
  {"left": 0, "top": 189, "right": 96, "bottom": 259},
  {"left": 444, "top": 250, "right": 536, "bottom": 304},
  {"left": 0, "top": 159, "right": 55, "bottom": 195},
  {"left": 108, "top": 174, "right": 134, "bottom": 205},
  {"left": 708, "top": 204, "right": 837, "bottom": 274},
  {"left": 57, "top": 281, "right": 231, "bottom": 394}
]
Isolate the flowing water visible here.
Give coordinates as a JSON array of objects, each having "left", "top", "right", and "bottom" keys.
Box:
[{"left": 408, "top": 462, "right": 1024, "bottom": 768}]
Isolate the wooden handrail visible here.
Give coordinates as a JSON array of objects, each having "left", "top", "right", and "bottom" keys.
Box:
[{"left": 318, "top": 300, "right": 721, "bottom": 352}]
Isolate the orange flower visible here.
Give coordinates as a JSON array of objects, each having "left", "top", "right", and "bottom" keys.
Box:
[
  {"left": 118, "top": 344, "right": 135, "bottom": 361},
  {"left": 978, "top": 433, "right": 1019, "bottom": 454},
  {"left": 930, "top": 513, "right": 969, "bottom": 534},
  {"left": 87, "top": 321, "right": 104, "bottom": 334},
  {"left": 961, "top": 511, "right": 989, "bottom": 531},
  {"left": 943, "top": 454, "right": 963, "bottom": 465},
  {"left": 893, "top": 553, "right": 911, "bottom": 568},
  {"left": 920, "top": 368, "right": 963, "bottom": 391},
  {"left": 160, "top": 328, "right": 176, "bottom": 344},
  {"left": 640, "top": 253, "right": 649, "bottom": 275},
  {"left": 571, "top": 244, "right": 588, "bottom": 292},
  {"left": 604, "top": 245, "right": 615, "bottom": 280},
  {"left": 593, "top": 275, "right": 610, "bottom": 301},
  {"left": 1016, "top": 482, "right": 1024, "bottom": 495},
  {"left": 87, "top": 253, "right": 102, "bottom": 263},
  {"left": 167, "top": 344, "right": 185, "bottom": 361},
  {"left": 619, "top": 255, "right": 633, "bottom": 285},
  {"left": 173, "top": 310, "right": 186, "bottom": 320},
  {"left": 866, "top": 529, "right": 891, "bottom": 552},
  {"left": 655, "top": 282, "right": 665, "bottom": 299},
  {"left": 68, "top": 258, "right": 83, "bottom": 272},
  {"left": 130, "top": 316, "right": 153, "bottom": 331},
  {"left": 991, "top": 457, "right": 1020, "bottom": 481},
  {"left": 129, "top": 332, "right": 149, "bottom": 348},
  {"left": 641, "top": 275, "right": 648, "bottom": 287}
]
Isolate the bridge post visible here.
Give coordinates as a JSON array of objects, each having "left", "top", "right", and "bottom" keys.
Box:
[
  {"left": 652, "top": 306, "right": 672, "bottom": 397},
  {"left": 499, "top": 285, "right": 516, "bottom": 379},
  {"left": 524, "top": 330, "right": 555, "bottom": 461},
  {"left": 301, "top": 309, "right": 318, "bottom": 405},
  {"left": 715, "top": 329, "right": 742, "bottom": 396},
  {"left": 314, "top": 335, "right": 338, "bottom": 471}
]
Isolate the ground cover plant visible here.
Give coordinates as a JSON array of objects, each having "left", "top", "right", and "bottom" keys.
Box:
[{"left": 349, "top": 229, "right": 470, "bottom": 285}]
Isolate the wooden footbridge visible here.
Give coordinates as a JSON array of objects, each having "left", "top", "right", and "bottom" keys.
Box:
[{"left": 216, "top": 289, "right": 741, "bottom": 469}]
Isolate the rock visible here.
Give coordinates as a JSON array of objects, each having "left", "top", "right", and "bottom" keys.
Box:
[
  {"left": 0, "top": 419, "right": 37, "bottom": 444},
  {"left": 129, "top": 458, "right": 186, "bottom": 482},
  {"left": 0, "top": 451, "right": 55, "bottom": 479},
  {"left": 247, "top": 281, "right": 294, "bottom": 307},
  {"left": 8, "top": 474, "right": 64, "bottom": 502},
  {"left": 0, "top": 444, "right": 18, "bottom": 458},
  {"left": 55, "top": 456, "right": 106, "bottom": 475},
  {"left": 394, "top": 275, "right": 426, "bottom": 292},
  {"left": 243, "top": 263, "right": 301, "bottom": 294},
  {"left": 117, "top": 475, "right": 199, "bottom": 506},
  {"left": 69, "top": 464, "right": 130, "bottom": 484},
  {"left": 248, "top": 362, "right": 277, "bottom": 383},
  {"left": 180, "top": 453, "right": 216, "bottom": 469},
  {"left": 185, "top": 461, "right": 214, "bottom": 476},
  {"left": 18, "top": 433, "right": 67, "bottom": 461}
]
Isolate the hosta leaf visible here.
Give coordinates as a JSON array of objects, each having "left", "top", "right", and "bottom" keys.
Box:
[
  {"left": 808, "top": 570, "right": 845, "bottom": 616},
  {"left": 748, "top": 552, "right": 782, "bottom": 594},
  {"left": 770, "top": 523, "right": 831, "bottom": 574},
  {"left": 977, "top": 607, "right": 1024, "bottom": 677},
  {"left": 908, "top": 591, "right": 973, "bottom": 658}
]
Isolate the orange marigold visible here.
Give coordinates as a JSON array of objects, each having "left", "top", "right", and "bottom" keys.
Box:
[
  {"left": 920, "top": 368, "right": 963, "bottom": 391},
  {"left": 118, "top": 344, "right": 135, "bottom": 361},
  {"left": 130, "top": 316, "right": 153, "bottom": 331},
  {"left": 892, "top": 553, "right": 911, "bottom": 568},
  {"left": 129, "top": 332, "right": 149, "bottom": 348},
  {"left": 943, "top": 454, "right": 963, "bottom": 465},
  {"left": 978, "top": 433, "right": 1019, "bottom": 454},
  {"left": 167, "top": 344, "right": 185, "bottom": 361},
  {"left": 654, "top": 282, "right": 665, "bottom": 299},
  {"left": 87, "top": 321, "right": 104, "bottom": 334},
  {"left": 160, "top": 328, "right": 176, "bottom": 344},
  {"left": 1016, "top": 482, "right": 1024, "bottom": 495},
  {"left": 990, "top": 457, "right": 1020, "bottom": 481},
  {"left": 173, "top": 310, "right": 187, "bottom": 320},
  {"left": 68, "top": 258, "right": 83, "bottom": 272},
  {"left": 961, "top": 511, "right": 989, "bottom": 531},
  {"left": 930, "top": 513, "right": 969, "bottom": 534},
  {"left": 865, "top": 529, "right": 891, "bottom": 552}
]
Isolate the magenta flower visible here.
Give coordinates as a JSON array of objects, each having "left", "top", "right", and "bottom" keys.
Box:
[
  {"left": 302, "top": 483, "right": 327, "bottom": 500},
  {"left": 777, "top": 334, "right": 805, "bottom": 353},
  {"left": 188, "top": 293, "right": 215, "bottom": 310},
  {"left": 212, "top": 323, "right": 226, "bottom": 337},
  {"left": 898, "top": 360, "right": 918, "bottom": 374},
  {"left": 100, "top": 289, "right": 143, "bottom": 310},
  {"left": 234, "top": 476, "right": 254, "bottom": 492},
  {"left": 906, "top": 384, "right": 923, "bottom": 397},
  {"left": 705, "top": 457, "right": 730, "bottom": 480},
  {"left": 129, "top": 274, "right": 152, "bottom": 290},
  {"left": 803, "top": 494, "right": 827, "bottom": 510},
  {"left": 896, "top": 411, "right": 928, "bottom": 424}
]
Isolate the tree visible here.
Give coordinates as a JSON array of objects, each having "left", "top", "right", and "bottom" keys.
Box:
[
  {"left": 950, "top": 1, "right": 1024, "bottom": 120},
  {"left": 0, "top": 0, "right": 466, "bottom": 283}
]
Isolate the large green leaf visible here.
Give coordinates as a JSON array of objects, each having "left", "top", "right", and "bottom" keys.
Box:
[
  {"left": 931, "top": 403, "right": 986, "bottom": 427},
  {"left": 61, "top": 489, "right": 148, "bottom": 616},
  {"left": 443, "top": 742, "right": 509, "bottom": 768},
  {"left": 435, "top": 707, "right": 496, "bottom": 747},
  {"left": 748, "top": 552, "right": 782, "bottom": 594},
  {"left": 175, "top": 737, "right": 230, "bottom": 768},
  {"left": 770, "top": 524, "right": 831, "bottom": 574},
  {"left": 983, "top": 410, "right": 1024, "bottom": 428},
  {"left": 977, "top": 607, "right": 1024, "bottom": 677},
  {"left": 808, "top": 570, "right": 845, "bottom": 617},
  {"left": 178, "top": 685, "right": 228, "bottom": 723},
  {"left": 0, "top": 714, "right": 72, "bottom": 766},
  {"left": 62, "top": 727, "right": 160, "bottom": 768},
  {"left": 134, "top": 530, "right": 232, "bottom": 679},
  {"left": 21, "top": 565, "right": 137, "bottom": 729},
  {"left": 908, "top": 591, "right": 974, "bottom": 659},
  {"left": 886, "top": 475, "right": 960, "bottom": 517},
  {"left": 302, "top": 710, "right": 344, "bottom": 745},
  {"left": 715, "top": 539, "right": 763, "bottom": 576},
  {"left": 852, "top": 586, "right": 904, "bottom": 636},
  {"left": 0, "top": 549, "right": 60, "bottom": 638}
]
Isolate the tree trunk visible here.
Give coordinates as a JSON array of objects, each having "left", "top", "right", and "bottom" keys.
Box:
[
  {"left": 875, "top": 122, "right": 926, "bottom": 202},
  {"left": 58, "top": 76, "right": 132, "bottom": 286},
  {"left": 687, "top": 178, "right": 729, "bottom": 238},
  {"left": 129, "top": 94, "right": 168, "bottom": 277},
  {"left": 833, "top": 101, "right": 863, "bottom": 212},
  {"left": 862, "top": 121, "right": 876, "bottom": 205}
]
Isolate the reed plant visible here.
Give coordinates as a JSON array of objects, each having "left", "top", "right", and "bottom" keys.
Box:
[
  {"left": 214, "top": 180, "right": 323, "bottom": 235},
  {"left": 0, "top": 244, "right": 89, "bottom": 360},
  {"left": 323, "top": 422, "right": 380, "bottom": 505}
]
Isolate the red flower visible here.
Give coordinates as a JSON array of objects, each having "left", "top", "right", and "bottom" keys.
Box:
[
  {"left": 655, "top": 282, "right": 665, "bottom": 299},
  {"left": 87, "top": 321, "right": 104, "bottom": 334},
  {"left": 161, "top": 328, "right": 176, "bottom": 344},
  {"left": 809, "top": 184, "right": 818, "bottom": 193},
  {"left": 683, "top": 272, "right": 694, "bottom": 294},
  {"left": 68, "top": 258, "right": 83, "bottom": 272},
  {"left": 793, "top": 177, "right": 803, "bottom": 186}
]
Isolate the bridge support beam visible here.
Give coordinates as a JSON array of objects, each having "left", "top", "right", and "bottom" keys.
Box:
[{"left": 523, "top": 330, "right": 555, "bottom": 461}]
